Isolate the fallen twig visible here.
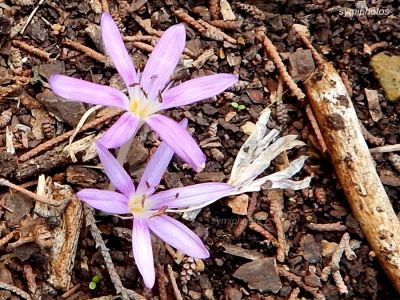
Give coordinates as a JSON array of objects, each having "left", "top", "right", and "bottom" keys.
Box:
[
  {"left": 298, "top": 28, "right": 400, "bottom": 292},
  {"left": 306, "top": 222, "right": 347, "bottom": 232},
  {"left": 0, "top": 178, "right": 66, "bottom": 206},
  {"left": 11, "top": 39, "right": 50, "bottom": 60},
  {"left": 256, "top": 27, "right": 305, "bottom": 101},
  {"left": 62, "top": 39, "right": 110, "bottom": 65},
  {"left": 18, "top": 108, "right": 122, "bottom": 162},
  {"left": 278, "top": 267, "right": 325, "bottom": 300},
  {"left": 269, "top": 189, "right": 286, "bottom": 262},
  {"left": 167, "top": 264, "right": 183, "bottom": 300}
]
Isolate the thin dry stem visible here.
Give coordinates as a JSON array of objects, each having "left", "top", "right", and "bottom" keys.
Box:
[
  {"left": 11, "top": 40, "right": 50, "bottom": 60},
  {"left": 278, "top": 267, "right": 325, "bottom": 300},
  {"left": 269, "top": 190, "right": 286, "bottom": 262},
  {"left": 18, "top": 108, "right": 122, "bottom": 162},
  {"left": 306, "top": 222, "right": 347, "bottom": 232},
  {"left": 256, "top": 27, "right": 305, "bottom": 100},
  {"left": 63, "top": 39, "right": 110, "bottom": 65},
  {"left": 248, "top": 222, "right": 277, "bottom": 244},
  {"left": 167, "top": 264, "right": 183, "bottom": 300},
  {"left": 0, "top": 179, "right": 66, "bottom": 206}
]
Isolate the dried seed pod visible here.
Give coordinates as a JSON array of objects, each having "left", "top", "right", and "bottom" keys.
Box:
[
  {"left": 276, "top": 101, "right": 289, "bottom": 125},
  {"left": 175, "top": 9, "right": 205, "bottom": 32},
  {"left": 389, "top": 153, "right": 400, "bottom": 173},
  {"left": 209, "top": 0, "right": 220, "bottom": 20},
  {"left": 209, "top": 19, "right": 243, "bottom": 30},
  {"left": 0, "top": 109, "right": 12, "bottom": 128},
  {"left": 198, "top": 19, "right": 236, "bottom": 44},
  {"left": 313, "top": 187, "right": 327, "bottom": 204},
  {"left": 42, "top": 122, "right": 55, "bottom": 139},
  {"left": 118, "top": 0, "right": 131, "bottom": 20},
  {"left": 236, "top": 3, "right": 265, "bottom": 20},
  {"left": 8, "top": 47, "right": 23, "bottom": 69}
]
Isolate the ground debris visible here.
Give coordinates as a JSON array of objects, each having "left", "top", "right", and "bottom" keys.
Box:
[{"left": 233, "top": 258, "right": 281, "bottom": 293}]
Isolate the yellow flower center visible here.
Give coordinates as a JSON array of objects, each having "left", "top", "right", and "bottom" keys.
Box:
[
  {"left": 128, "top": 194, "right": 147, "bottom": 216},
  {"left": 129, "top": 98, "right": 153, "bottom": 119},
  {"left": 127, "top": 85, "right": 160, "bottom": 120}
]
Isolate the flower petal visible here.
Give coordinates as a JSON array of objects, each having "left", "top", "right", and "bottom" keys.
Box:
[
  {"left": 132, "top": 218, "right": 155, "bottom": 288},
  {"left": 95, "top": 142, "right": 135, "bottom": 197},
  {"left": 160, "top": 74, "right": 238, "bottom": 110},
  {"left": 137, "top": 119, "right": 188, "bottom": 195},
  {"left": 148, "top": 215, "right": 209, "bottom": 258},
  {"left": 101, "top": 13, "right": 137, "bottom": 86},
  {"left": 148, "top": 183, "right": 234, "bottom": 209},
  {"left": 98, "top": 112, "right": 142, "bottom": 149},
  {"left": 77, "top": 189, "right": 129, "bottom": 214},
  {"left": 49, "top": 75, "right": 128, "bottom": 109},
  {"left": 146, "top": 114, "right": 205, "bottom": 172},
  {"left": 141, "top": 24, "right": 186, "bottom": 100}
]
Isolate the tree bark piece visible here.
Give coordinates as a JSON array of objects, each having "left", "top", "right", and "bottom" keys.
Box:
[{"left": 303, "top": 61, "right": 400, "bottom": 293}]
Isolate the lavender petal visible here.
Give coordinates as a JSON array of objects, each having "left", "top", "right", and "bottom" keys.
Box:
[
  {"left": 141, "top": 24, "right": 186, "bottom": 100},
  {"left": 49, "top": 75, "right": 129, "bottom": 109},
  {"left": 77, "top": 189, "right": 129, "bottom": 214},
  {"left": 148, "top": 215, "right": 209, "bottom": 258},
  {"left": 136, "top": 119, "right": 188, "bottom": 195},
  {"left": 101, "top": 13, "right": 137, "bottom": 86},
  {"left": 132, "top": 218, "right": 155, "bottom": 288},
  {"left": 95, "top": 142, "right": 135, "bottom": 197},
  {"left": 98, "top": 112, "right": 142, "bottom": 149},
  {"left": 160, "top": 74, "right": 238, "bottom": 110},
  {"left": 145, "top": 114, "right": 205, "bottom": 172}
]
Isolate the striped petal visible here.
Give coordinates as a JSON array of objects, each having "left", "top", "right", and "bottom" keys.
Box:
[
  {"left": 98, "top": 112, "right": 142, "bottom": 149},
  {"left": 160, "top": 74, "right": 238, "bottom": 110},
  {"left": 141, "top": 24, "right": 186, "bottom": 100},
  {"left": 49, "top": 75, "right": 128, "bottom": 109},
  {"left": 96, "top": 143, "right": 135, "bottom": 197},
  {"left": 136, "top": 119, "right": 188, "bottom": 195},
  {"left": 132, "top": 218, "right": 155, "bottom": 288},
  {"left": 148, "top": 183, "right": 234, "bottom": 209},
  {"left": 145, "top": 114, "right": 205, "bottom": 172},
  {"left": 148, "top": 215, "right": 209, "bottom": 258},
  {"left": 77, "top": 189, "right": 129, "bottom": 214},
  {"left": 101, "top": 13, "right": 137, "bottom": 86}
]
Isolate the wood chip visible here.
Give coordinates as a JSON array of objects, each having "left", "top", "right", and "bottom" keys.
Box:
[
  {"left": 226, "top": 194, "right": 249, "bottom": 215},
  {"left": 365, "top": 88, "right": 383, "bottom": 122}
]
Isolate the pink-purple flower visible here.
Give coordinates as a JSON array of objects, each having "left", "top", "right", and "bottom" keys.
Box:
[
  {"left": 49, "top": 13, "right": 238, "bottom": 172},
  {"left": 77, "top": 127, "right": 234, "bottom": 288}
]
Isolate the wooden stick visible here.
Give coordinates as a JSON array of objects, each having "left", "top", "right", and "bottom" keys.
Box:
[{"left": 303, "top": 58, "right": 400, "bottom": 292}]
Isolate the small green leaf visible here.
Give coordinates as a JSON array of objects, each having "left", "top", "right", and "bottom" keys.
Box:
[
  {"left": 238, "top": 104, "right": 246, "bottom": 110},
  {"left": 92, "top": 275, "right": 101, "bottom": 283},
  {"left": 231, "top": 102, "right": 239, "bottom": 108},
  {"left": 89, "top": 282, "right": 97, "bottom": 290}
]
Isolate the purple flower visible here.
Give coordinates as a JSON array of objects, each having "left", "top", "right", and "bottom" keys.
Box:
[
  {"left": 49, "top": 13, "right": 238, "bottom": 172},
  {"left": 77, "top": 124, "right": 234, "bottom": 288}
]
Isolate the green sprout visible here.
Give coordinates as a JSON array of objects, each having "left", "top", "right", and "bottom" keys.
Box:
[
  {"left": 89, "top": 275, "right": 101, "bottom": 290},
  {"left": 231, "top": 101, "right": 246, "bottom": 111}
]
